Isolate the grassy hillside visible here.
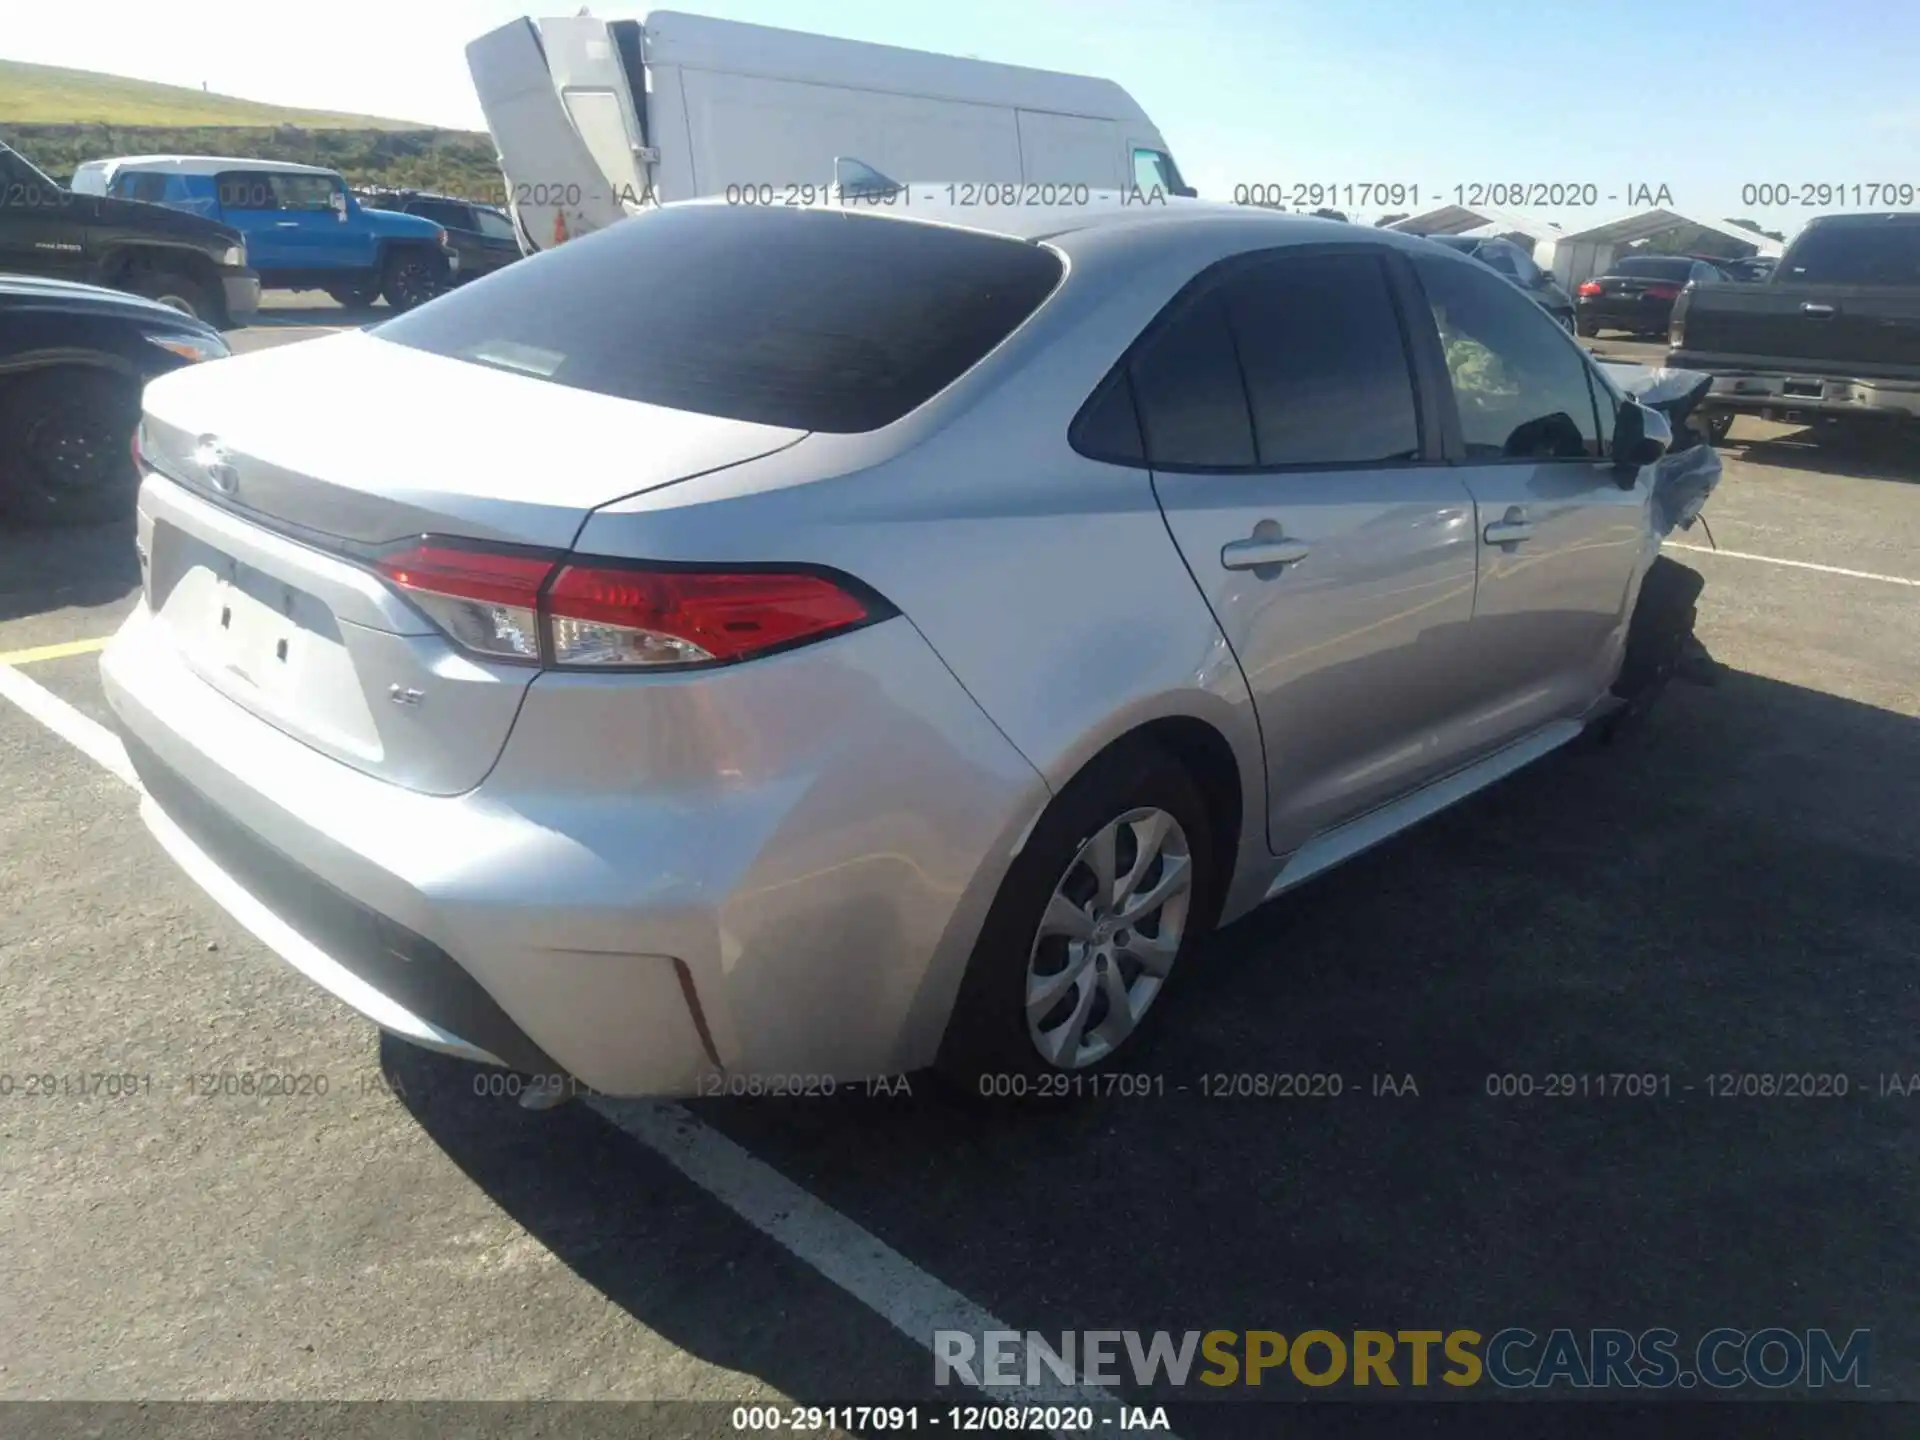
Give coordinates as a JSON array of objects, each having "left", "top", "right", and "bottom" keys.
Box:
[
  {"left": 0, "top": 61, "right": 505, "bottom": 202},
  {"left": 0, "top": 59, "right": 430, "bottom": 129}
]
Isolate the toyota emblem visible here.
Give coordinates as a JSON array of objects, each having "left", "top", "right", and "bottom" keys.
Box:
[{"left": 193, "top": 435, "right": 240, "bottom": 496}]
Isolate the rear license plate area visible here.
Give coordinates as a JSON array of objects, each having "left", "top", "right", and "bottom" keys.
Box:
[
  {"left": 1782, "top": 378, "right": 1823, "bottom": 398},
  {"left": 150, "top": 522, "right": 336, "bottom": 698}
]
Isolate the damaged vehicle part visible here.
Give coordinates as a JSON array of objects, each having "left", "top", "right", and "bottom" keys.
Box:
[{"left": 105, "top": 201, "right": 1713, "bottom": 1097}]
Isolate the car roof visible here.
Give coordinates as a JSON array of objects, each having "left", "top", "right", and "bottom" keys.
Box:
[
  {"left": 693, "top": 188, "right": 1457, "bottom": 261},
  {"left": 89, "top": 155, "right": 339, "bottom": 178}
]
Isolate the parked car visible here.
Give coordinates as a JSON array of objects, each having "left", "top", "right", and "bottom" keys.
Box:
[
  {"left": 0, "top": 139, "right": 257, "bottom": 329},
  {"left": 104, "top": 196, "right": 1692, "bottom": 1098},
  {"left": 1576, "top": 255, "right": 1731, "bottom": 338},
  {"left": 1718, "top": 255, "right": 1777, "bottom": 284},
  {"left": 1423, "top": 234, "right": 1575, "bottom": 330},
  {"left": 1671, "top": 212, "right": 1920, "bottom": 441},
  {"left": 92, "top": 157, "right": 458, "bottom": 310},
  {"left": 0, "top": 274, "right": 229, "bottom": 524},
  {"left": 354, "top": 188, "right": 522, "bottom": 283},
  {"left": 467, "top": 10, "right": 1193, "bottom": 252}
]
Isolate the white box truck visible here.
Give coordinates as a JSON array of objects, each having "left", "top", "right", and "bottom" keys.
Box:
[{"left": 466, "top": 10, "right": 1191, "bottom": 251}]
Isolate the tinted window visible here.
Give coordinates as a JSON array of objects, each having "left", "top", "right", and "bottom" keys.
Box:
[
  {"left": 1414, "top": 255, "right": 1601, "bottom": 460},
  {"left": 118, "top": 173, "right": 170, "bottom": 204},
  {"left": 1128, "top": 291, "right": 1255, "bottom": 468},
  {"left": 1477, "top": 244, "right": 1520, "bottom": 276},
  {"left": 1613, "top": 256, "right": 1694, "bottom": 281},
  {"left": 1783, "top": 222, "right": 1920, "bottom": 284},
  {"left": 474, "top": 209, "right": 517, "bottom": 241},
  {"left": 1221, "top": 252, "right": 1420, "bottom": 466},
  {"left": 411, "top": 200, "right": 472, "bottom": 229},
  {"left": 375, "top": 204, "right": 1064, "bottom": 433}
]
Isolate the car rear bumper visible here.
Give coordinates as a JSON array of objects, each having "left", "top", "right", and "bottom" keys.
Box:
[
  {"left": 101, "top": 599, "right": 1046, "bottom": 1096},
  {"left": 220, "top": 268, "right": 260, "bottom": 326},
  {"left": 1683, "top": 367, "right": 1920, "bottom": 421},
  {"left": 1577, "top": 298, "right": 1672, "bottom": 330}
]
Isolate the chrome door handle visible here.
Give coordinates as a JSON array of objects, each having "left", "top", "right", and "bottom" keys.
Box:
[
  {"left": 1221, "top": 530, "right": 1311, "bottom": 571},
  {"left": 1800, "top": 302, "right": 1836, "bottom": 317},
  {"left": 1483, "top": 506, "right": 1533, "bottom": 546}
]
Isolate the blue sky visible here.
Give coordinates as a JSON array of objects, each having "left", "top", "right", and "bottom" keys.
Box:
[{"left": 10, "top": 0, "right": 1919, "bottom": 236}]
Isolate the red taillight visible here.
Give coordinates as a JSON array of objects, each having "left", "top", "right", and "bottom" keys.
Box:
[
  {"left": 376, "top": 543, "right": 554, "bottom": 609},
  {"left": 546, "top": 564, "right": 874, "bottom": 667},
  {"left": 1644, "top": 284, "right": 1682, "bottom": 301},
  {"left": 373, "top": 542, "right": 554, "bottom": 663},
  {"left": 372, "top": 539, "right": 881, "bottom": 670},
  {"left": 1577, "top": 281, "right": 1604, "bottom": 297}
]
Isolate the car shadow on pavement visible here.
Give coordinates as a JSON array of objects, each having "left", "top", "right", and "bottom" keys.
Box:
[
  {"left": 1724, "top": 425, "right": 1920, "bottom": 485},
  {"left": 391, "top": 665, "right": 1920, "bottom": 1431},
  {"left": 0, "top": 517, "right": 139, "bottom": 625}
]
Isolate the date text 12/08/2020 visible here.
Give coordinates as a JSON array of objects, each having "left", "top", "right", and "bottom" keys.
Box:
[{"left": 1228, "top": 182, "right": 1675, "bottom": 210}]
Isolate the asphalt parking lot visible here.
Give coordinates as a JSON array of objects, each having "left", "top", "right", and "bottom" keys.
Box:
[{"left": 2, "top": 307, "right": 1918, "bottom": 1434}]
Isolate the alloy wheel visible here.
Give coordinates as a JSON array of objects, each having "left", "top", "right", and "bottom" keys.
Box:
[{"left": 1025, "top": 806, "right": 1193, "bottom": 1068}]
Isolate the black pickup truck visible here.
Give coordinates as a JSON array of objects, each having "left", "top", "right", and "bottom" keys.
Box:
[
  {"left": 0, "top": 138, "right": 260, "bottom": 329},
  {"left": 1669, "top": 212, "right": 1920, "bottom": 438}
]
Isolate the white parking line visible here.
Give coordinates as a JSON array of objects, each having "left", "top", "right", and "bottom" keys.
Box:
[
  {"left": 600, "top": 1099, "right": 1122, "bottom": 1418},
  {"left": 0, "top": 663, "right": 136, "bottom": 783},
  {"left": 0, "top": 657, "right": 1130, "bottom": 1433},
  {"left": 1666, "top": 542, "right": 1919, "bottom": 589}
]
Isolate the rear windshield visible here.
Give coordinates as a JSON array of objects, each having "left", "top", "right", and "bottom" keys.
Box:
[
  {"left": 1782, "top": 222, "right": 1920, "bottom": 285},
  {"left": 1613, "top": 256, "right": 1694, "bottom": 280},
  {"left": 372, "top": 204, "right": 1066, "bottom": 433}
]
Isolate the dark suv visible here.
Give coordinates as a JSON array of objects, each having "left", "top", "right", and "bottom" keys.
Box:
[
  {"left": 355, "top": 189, "right": 521, "bottom": 283},
  {"left": 0, "top": 139, "right": 258, "bottom": 328}
]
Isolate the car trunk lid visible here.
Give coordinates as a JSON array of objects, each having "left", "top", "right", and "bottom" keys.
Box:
[{"left": 135, "top": 330, "right": 806, "bottom": 794}]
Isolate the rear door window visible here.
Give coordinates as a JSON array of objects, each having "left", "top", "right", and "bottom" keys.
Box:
[
  {"left": 373, "top": 204, "right": 1064, "bottom": 433},
  {"left": 1219, "top": 251, "right": 1421, "bottom": 467}
]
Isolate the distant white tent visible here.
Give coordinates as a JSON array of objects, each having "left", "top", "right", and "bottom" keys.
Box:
[
  {"left": 1537, "top": 208, "right": 1787, "bottom": 288},
  {"left": 1386, "top": 205, "right": 1564, "bottom": 253}
]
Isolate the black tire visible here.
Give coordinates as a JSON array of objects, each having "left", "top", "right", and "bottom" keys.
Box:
[
  {"left": 326, "top": 282, "right": 380, "bottom": 309},
  {"left": 935, "top": 740, "right": 1219, "bottom": 1096},
  {"left": 380, "top": 250, "right": 444, "bottom": 312},
  {"left": 125, "top": 267, "right": 217, "bottom": 326},
  {"left": 1576, "top": 316, "right": 1599, "bottom": 338},
  {"left": 0, "top": 367, "right": 142, "bottom": 526}
]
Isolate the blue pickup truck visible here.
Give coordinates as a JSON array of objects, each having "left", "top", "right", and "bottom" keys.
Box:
[{"left": 72, "top": 156, "right": 459, "bottom": 310}]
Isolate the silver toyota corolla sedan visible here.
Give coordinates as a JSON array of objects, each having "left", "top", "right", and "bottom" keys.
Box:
[{"left": 102, "top": 193, "right": 1677, "bottom": 1096}]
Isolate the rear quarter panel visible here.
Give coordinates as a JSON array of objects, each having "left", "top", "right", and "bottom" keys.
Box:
[{"left": 573, "top": 221, "right": 1280, "bottom": 915}]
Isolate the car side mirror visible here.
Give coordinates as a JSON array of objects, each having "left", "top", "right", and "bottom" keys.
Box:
[{"left": 1613, "top": 399, "right": 1672, "bottom": 482}]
